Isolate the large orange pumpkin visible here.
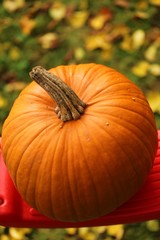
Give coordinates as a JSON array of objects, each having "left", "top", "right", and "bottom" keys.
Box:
[{"left": 1, "top": 63, "right": 158, "bottom": 222}]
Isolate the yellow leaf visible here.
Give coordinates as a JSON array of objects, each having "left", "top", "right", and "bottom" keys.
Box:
[
  {"left": 144, "top": 42, "right": 159, "bottom": 61},
  {"left": 17, "top": 228, "right": 31, "bottom": 235},
  {"left": 132, "top": 61, "right": 150, "bottom": 77},
  {"left": 120, "top": 34, "right": 132, "bottom": 51},
  {"left": 132, "top": 29, "right": 145, "bottom": 49},
  {"left": 0, "top": 235, "right": 10, "bottom": 240},
  {"left": 149, "top": 0, "right": 160, "bottom": 6},
  {"left": 78, "top": 227, "right": 89, "bottom": 238},
  {"left": 101, "top": 49, "right": 113, "bottom": 61},
  {"left": 9, "top": 228, "right": 31, "bottom": 240},
  {"left": 89, "top": 8, "right": 112, "bottom": 30},
  {"left": 4, "top": 82, "right": 27, "bottom": 92},
  {"left": 9, "top": 228, "right": 29, "bottom": 240},
  {"left": 89, "top": 14, "right": 108, "bottom": 30},
  {"left": 121, "top": 29, "right": 145, "bottom": 51},
  {"left": 115, "top": 0, "right": 130, "bottom": 8},
  {"left": 147, "top": 91, "right": 160, "bottom": 113},
  {"left": 38, "top": 33, "right": 59, "bottom": 49},
  {"left": 111, "top": 24, "right": 130, "bottom": 39},
  {"left": 74, "top": 47, "right": 85, "bottom": 60},
  {"left": 0, "top": 226, "right": 5, "bottom": 231},
  {"left": 106, "top": 224, "right": 124, "bottom": 239},
  {"left": 85, "top": 34, "right": 112, "bottom": 51},
  {"left": 3, "top": 0, "right": 25, "bottom": 12},
  {"left": 134, "top": 11, "right": 149, "bottom": 19},
  {"left": 82, "top": 231, "right": 96, "bottom": 240},
  {"left": 136, "top": 0, "right": 149, "bottom": 9},
  {"left": 65, "top": 228, "right": 77, "bottom": 235},
  {"left": 0, "top": 95, "right": 8, "bottom": 108},
  {"left": 149, "top": 64, "right": 160, "bottom": 76},
  {"left": 49, "top": 2, "right": 66, "bottom": 21},
  {"left": 91, "top": 226, "right": 107, "bottom": 234},
  {"left": 68, "top": 11, "right": 89, "bottom": 28},
  {"left": 9, "top": 47, "right": 21, "bottom": 60},
  {"left": 146, "top": 220, "right": 160, "bottom": 231},
  {"left": 20, "top": 16, "right": 36, "bottom": 35}
]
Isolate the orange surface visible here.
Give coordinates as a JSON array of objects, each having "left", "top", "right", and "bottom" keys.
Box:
[{"left": 0, "top": 131, "right": 160, "bottom": 228}]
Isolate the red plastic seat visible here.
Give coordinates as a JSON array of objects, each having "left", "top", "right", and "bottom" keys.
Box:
[{"left": 0, "top": 131, "right": 160, "bottom": 228}]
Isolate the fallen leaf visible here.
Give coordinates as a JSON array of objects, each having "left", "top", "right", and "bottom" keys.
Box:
[
  {"left": 49, "top": 2, "right": 66, "bottom": 21},
  {"left": 146, "top": 220, "right": 160, "bottom": 231},
  {"left": 81, "top": 231, "right": 97, "bottom": 240},
  {"left": 101, "top": 49, "right": 113, "bottom": 61},
  {"left": 9, "top": 228, "right": 31, "bottom": 240},
  {"left": 91, "top": 226, "right": 107, "bottom": 234},
  {"left": 120, "top": 34, "right": 132, "bottom": 51},
  {"left": 9, "top": 47, "right": 21, "bottom": 60},
  {"left": 111, "top": 24, "right": 130, "bottom": 40},
  {"left": 4, "top": 82, "right": 27, "bottom": 92},
  {"left": 89, "top": 7, "right": 112, "bottom": 30},
  {"left": 115, "top": 0, "right": 130, "bottom": 8},
  {"left": 0, "top": 235, "right": 10, "bottom": 240},
  {"left": 85, "top": 33, "right": 112, "bottom": 51},
  {"left": 134, "top": 11, "right": 149, "bottom": 19},
  {"left": 149, "top": 64, "right": 160, "bottom": 76},
  {"left": 20, "top": 16, "right": 36, "bottom": 35},
  {"left": 0, "top": 226, "right": 5, "bottom": 234},
  {"left": 65, "top": 228, "right": 77, "bottom": 235},
  {"left": 78, "top": 227, "right": 90, "bottom": 238},
  {"left": 144, "top": 42, "right": 159, "bottom": 61},
  {"left": 136, "top": 0, "right": 149, "bottom": 9},
  {"left": 0, "top": 96, "right": 8, "bottom": 108},
  {"left": 74, "top": 47, "right": 85, "bottom": 60},
  {"left": 131, "top": 29, "right": 145, "bottom": 49},
  {"left": 106, "top": 224, "right": 124, "bottom": 239},
  {"left": 149, "top": 0, "right": 160, "bottom": 6},
  {"left": 3, "top": 0, "right": 25, "bottom": 13},
  {"left": 132, "top": 61, "right": 150, "bottom": 77},
  {"left": 147, "top": 28, "right": 160, "bottom": 42},
  {"left": 121, "top": 29, "right": 145, "bottom": 51},
  {"left": 38, "top": 32, "right": 59, "bottom": 49},
  {"left": 89, "top": 14, "right": 108, "bottom": 30},
  {"left": 68, "top": 11, "right": 89, "bottom": 28},
  {"left": 147, "top": 91, "right": 160, "bottom": 113},
  {"left": 25, "top": 1, "right": 49, "bottom": 17}
]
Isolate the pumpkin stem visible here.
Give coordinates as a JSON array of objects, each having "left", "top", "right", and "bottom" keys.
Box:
[{"left": 29, "top": 66, "right": 86, "bottom": 122}]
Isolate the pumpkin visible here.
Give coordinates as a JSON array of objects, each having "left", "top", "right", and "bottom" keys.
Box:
[{"left": 1, "top": 63, "right": 158, "bottom": 222}]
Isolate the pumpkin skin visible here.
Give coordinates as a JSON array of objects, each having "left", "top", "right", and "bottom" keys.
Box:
[{"left": 1, "top": 63, "right": 158, "bottom": 222}]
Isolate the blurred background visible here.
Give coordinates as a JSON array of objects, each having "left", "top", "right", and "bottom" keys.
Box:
[{"left": 0, "top": 0, "right": 160, "bottom": 239}]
